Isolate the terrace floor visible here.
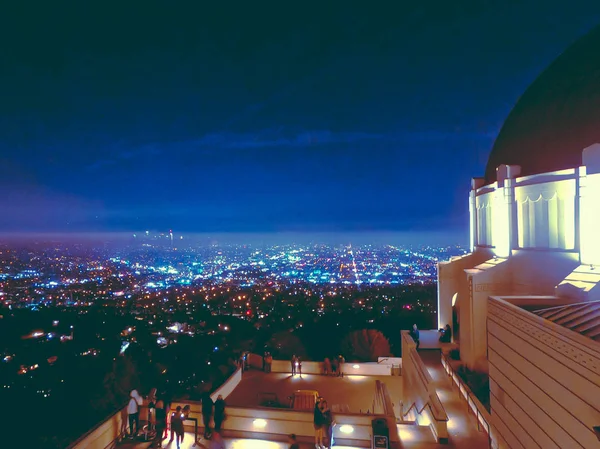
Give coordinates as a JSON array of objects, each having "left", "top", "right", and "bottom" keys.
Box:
[
  {"left": 121, "top": 433, "right": 364, "bottom": 448},
  {"left": 226, "top": 370, "right": 402, "bottom": 414}
]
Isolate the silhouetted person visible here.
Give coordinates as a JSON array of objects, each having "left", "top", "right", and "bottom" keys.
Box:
[
  {"left": 320, "top": 399, "right": 334, "bottom": 448},
  {"left": 323, "top": 357, "right": 331, "bottom": 376},
  {"left": 154, "top": 396, "right": 166, "bottom": 447},
  {"left": 265, "top": 352, "right": 273, "bottom": 373},
  {"left": 214, "top": 394, "right": 226, "bottom": 432},
  {"left": 201, "top": 390, "right": 214, "bottom": 439},
  {"left": 337, "top": 355, "right": 345, "bottom": 377},
  {"left": 291, "top": 354, "right": 297, "bottom": 375},
  {"left": 313, "top": 396, "right": 324, "bottom": 448},
  {"left": 169, "top": 406, "right": 185, "bottom": 449},
  {"left": 439, "top": 324, "right": 452, "bottom": 343},
  {"left": 410, "top": 324, "right": 420, "bottom": 349}
]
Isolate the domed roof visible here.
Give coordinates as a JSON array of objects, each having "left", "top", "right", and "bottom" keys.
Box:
[{"left": 485, "top": 25, "right": 600, "bottom": 182}]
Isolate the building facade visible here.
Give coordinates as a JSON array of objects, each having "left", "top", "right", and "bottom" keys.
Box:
[{"left": 438, "top": 24, "right": 600, "bottom": 449}]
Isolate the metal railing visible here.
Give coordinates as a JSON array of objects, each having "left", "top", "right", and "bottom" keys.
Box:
[
  {"left": 440, "top": 351, "right": 491, "bottom": 448},
  {"left": 400, "top": 399, "right": 447, "bottom": 422}
]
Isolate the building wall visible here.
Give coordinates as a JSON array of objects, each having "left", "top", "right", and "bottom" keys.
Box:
[
  {"left": 474, "top": 168, "right": 581, "bottom": 258},
  {"left": 437, "top": 248, "right": 493, "bottom": 331},
  {"left": 509, "top": 250, "right": 579, "bottom": 296},
  {"left": 487, "top": 297, "right": 600, "bottom": 449},
  {"left": 464, "top": 257, "right": 512, "bottom": 371}
]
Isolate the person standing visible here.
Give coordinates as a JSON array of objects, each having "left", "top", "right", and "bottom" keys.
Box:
[
  {"left": 313, "top": 397, "right": 324, "bottom": 448},
  {"left": 337, "top": 355, "right": 345, "bottom": 377},
  {"left": 410, "top": 324, "right": 420, "bottom": 350},
  {"left": 323, "top": 357, "right": 331, "bottom": 376},
  {"left": 201, "top": 390, "right": 214, "bottom": 439},
  {"left": 214, "top": 394, "right": 226, "bottom": 432},
  {"left": 291, "top": 354, "right": 297, "bottom": 375},
  {"left": 127, "top": 389, "right": 143, "bottom": 437},
  {"left": 169, "top": 406, "right": 185, "bottom": 449},
  {"left": 297, "top": 356, "right": 302, "bottom": 377},
  {"left": 265, "top": 352, "right": 273, "bottom": 373},
  {"left": 154, "top": 396, "right": 166, "bottom": 447},
  {"left": 320, "top": 399, "right": 334, "bottom": 449},
  {"left": 331, "top": 357, "right": 338, "bottom": 377}
]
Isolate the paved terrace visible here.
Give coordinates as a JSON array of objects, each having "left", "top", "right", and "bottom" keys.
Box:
[
  {"left": 77, "top": 344, "right": 491, "bottom": 449},
  {"left": 227, "top": 371, "right": 403, "bottom": 414},
  {"left": 120, "top": 434, "right": 364, "bottom": 449}
]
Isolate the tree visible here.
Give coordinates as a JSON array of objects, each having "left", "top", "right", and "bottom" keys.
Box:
[
  {"left": 267, "top": 331, "right": 306, "bottom": 359},
  {"left": 341, "top": 329, "right": 391, "bottom": 362}
]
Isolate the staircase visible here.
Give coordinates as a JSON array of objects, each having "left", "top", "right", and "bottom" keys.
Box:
[{"left": 533, "top": 300, "right": 600, "bottom": 341}]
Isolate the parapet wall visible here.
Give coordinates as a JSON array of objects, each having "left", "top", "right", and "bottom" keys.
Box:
[
  {"left": 400, "top": 331, "right": 448, "bottom": 443},
  {"left": 488, "top": 297, "right": 600, "bottom": 448}
]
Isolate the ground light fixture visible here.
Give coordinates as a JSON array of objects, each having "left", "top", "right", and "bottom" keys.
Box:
[
  {"left": 352, "top": 364, "right": 360, "bottom": 369},
  {"left": 253, "top": 418, "right": 267, "bottom": 429},
  {"left": 339, "top": 425, "right": 354, "bottom": 434}
]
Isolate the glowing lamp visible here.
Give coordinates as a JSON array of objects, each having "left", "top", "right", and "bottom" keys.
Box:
[
  {"left": 339, "top": 425, "right": 354, "bottom": 434},
  {"left": 352, "top": 364, "right": 360, "bottom": 369},
  {"left": 253, "top": 418, "right": 267, "bottom": 428}
]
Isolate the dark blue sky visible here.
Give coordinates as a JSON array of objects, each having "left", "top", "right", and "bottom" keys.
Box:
[{"left": 1, "top": 2, "right": 599, "bottom": 236}]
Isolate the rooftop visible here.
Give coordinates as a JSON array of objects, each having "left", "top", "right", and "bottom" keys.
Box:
[{"left": 533, "top": 299, "right": 600, "bottom": 341}]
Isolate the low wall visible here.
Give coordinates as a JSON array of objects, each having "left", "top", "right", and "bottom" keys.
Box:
[
  {"left": 400, "top": 331, "right": 448, "bottom": 443},
  {"left": 487, "top": 296, "right": 600, "bottom": 449},
  {"left": 171, "top": 400, "right": 398, "bottom": 447},
  {"left": 66, "top": 406, "right": 128, "bottom": 449},
  {"left": 210, "top": 367, "right": 242, "bottom": 401},
  {"left": 68, "top": 368, "right": 243, "bottom": 449},
  {"left": 269, "top": 359, "right": 392, "bottom": 376}
]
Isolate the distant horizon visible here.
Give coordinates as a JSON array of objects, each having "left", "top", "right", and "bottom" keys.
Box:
[{"left": 0, "top": 230, "right": 468, "bottom": 247}]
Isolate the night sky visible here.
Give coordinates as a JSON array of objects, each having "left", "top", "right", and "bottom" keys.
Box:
[{"left": 1, "top": 2, "right": 599, "bottom": 238}]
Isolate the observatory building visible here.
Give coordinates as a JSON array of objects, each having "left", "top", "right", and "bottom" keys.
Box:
[{"left": 437, "top": 24, "right": 600, "bottom": 449}]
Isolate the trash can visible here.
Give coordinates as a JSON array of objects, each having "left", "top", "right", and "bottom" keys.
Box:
[{"left": 372, "top": 418, "right": 389, "bottom": 449}]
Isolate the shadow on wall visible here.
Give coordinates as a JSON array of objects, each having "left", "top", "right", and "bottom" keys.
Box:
[{"left": 510, "top": 250, "right": 579, "bottom": 295}]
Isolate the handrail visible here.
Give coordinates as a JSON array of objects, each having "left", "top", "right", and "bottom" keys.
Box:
[
  {"left": 441, "top": 351, "right": 491, "bottom": 447},
  {"left": 401, "top": 400, "right": 448, "bottom": 422}
]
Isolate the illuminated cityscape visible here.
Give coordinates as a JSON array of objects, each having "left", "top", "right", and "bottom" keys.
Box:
[{"left": 3, "top": 2, "right": 600, "bottom": 449}]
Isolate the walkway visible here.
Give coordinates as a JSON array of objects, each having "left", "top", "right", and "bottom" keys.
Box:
[
  {"left": 123, "top": 433, "right": 364, "bottom": 448},
  {"left": 417, "top": 351, "right": 490, "bottom": 449}
]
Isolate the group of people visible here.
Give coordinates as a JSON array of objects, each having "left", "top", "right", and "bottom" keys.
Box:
[
  {"left": 409, "top": 323, "right": 453, "bottom": 349},
  {"left": 291, "top": 354, "right": 302, "bottom": 375},
  {"left": 126, "top": 388, "right": 170, "bottom": 447},
  {"left": 125, "top": 388, "right": 226, "bottom": 449},
  {"left": 263, "top": 351, "right": 273, "bottom": 373},
  {"left": 313, "top": 396, "right": 334, "bottom": 449},
  {"left": 322, "top": 355, "right": 345, "bottom": 377}
]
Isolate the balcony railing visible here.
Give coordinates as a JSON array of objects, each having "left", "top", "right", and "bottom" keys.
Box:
[{"left": 440, "top": 351, "right": 491, "bottom": 448}]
